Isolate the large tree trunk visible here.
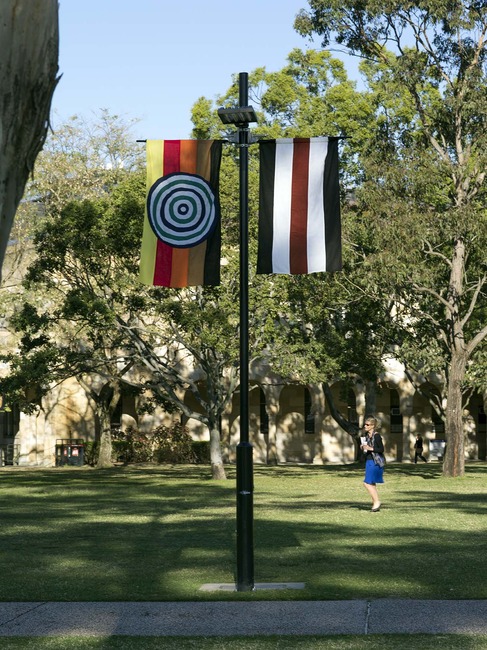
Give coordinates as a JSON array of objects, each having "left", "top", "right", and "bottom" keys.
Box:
[
  {"left": 96, "top": 383, "right": 122, "bottom": 469},
  {"left": 442, "top": 351, "right": 467, "bottom": 477},
  {"left": 96, "top": 403, "right": 114, "bottom": 469},
  {"left": 209, "top": 419, "right": 226, "bottom": 479},
  {"left": 0, "top": 0, "right": 59, "bottom": 279},
  {"left": 442, "top": 237, "right": 468, "bottom": 478}
]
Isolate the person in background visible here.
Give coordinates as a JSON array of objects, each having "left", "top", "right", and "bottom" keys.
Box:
[
  {"left": 414, "top": 434, "right": 428, "bottom": 463},
  {"left": 361, "top": 417, "right": 384, "bottom": 512}
]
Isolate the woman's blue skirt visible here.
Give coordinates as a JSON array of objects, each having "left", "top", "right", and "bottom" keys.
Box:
[{"left": 364, "top": 459, "right": 384, "bottom": 485}]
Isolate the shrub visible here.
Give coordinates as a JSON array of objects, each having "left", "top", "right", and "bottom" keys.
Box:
[
  {"left": 112, "top": 426, "right": 153, "bottom": 463},
  {"left": 83, "top": 441, "right": 98, "bottom": 466},
  {"left": 191, "top": 440, "right": 211, "bottom": 464},
  {"left": 153, "top": 423, "right": 197, "bottom": 464},
  {"left": 111, "top": 424, "right": 199, "bottom": 464}
]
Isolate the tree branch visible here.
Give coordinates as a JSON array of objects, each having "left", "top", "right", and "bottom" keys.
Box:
[
  {"left": 411, "top": 283, "right": 453, "bottom": 313},
  {"left": 461, "top": 276, "right": 486, "bottom": 331},
  {"left": 466, "top": 323, "right": 487, "bottom": 358},
  {"left": 323, "top": 381, "right": 361, "bottom": 441},
  {"left": 423, "top": 240, "right": 452, "bottom": 269}
]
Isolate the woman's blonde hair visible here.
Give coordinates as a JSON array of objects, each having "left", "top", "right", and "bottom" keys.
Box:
[{"left": 365, "top": 416, "right": 378, "bottom": 430}]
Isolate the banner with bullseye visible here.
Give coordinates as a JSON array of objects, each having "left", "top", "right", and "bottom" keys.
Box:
[{"left": 139, "top": 140, "right": 222, "bottom": 287}]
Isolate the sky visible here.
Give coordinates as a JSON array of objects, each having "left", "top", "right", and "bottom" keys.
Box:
[{"left": 53, "top": 0, "right": 328, "bottom": 141}]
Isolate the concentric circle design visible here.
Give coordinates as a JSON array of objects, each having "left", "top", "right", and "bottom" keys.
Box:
[{"left": 147, "top": 172, "right": 218, "bottom": 248}]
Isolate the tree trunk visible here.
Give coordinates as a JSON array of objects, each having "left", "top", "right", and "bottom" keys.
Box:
[
  {"left": 0, "top": 0, "right": 59, "bottom": 278},
  {"left": 209, "top": 419, "right": 226, "bottom": 479},
  {"left": 442, "top": 237, "right": 468, "bottom": 478},
  {"left": 97, "top": 405, "right": 113, "bottom": 469},
  {"left": 322, "top": 382, "right": 362, "bottom": 460},
  {"left": 95, "top": 382, "right": 121, "bottom": 469},
  {"left": 323, "top": 383, "right": 360, "bottom": 440},
  {"left": 442, "top": 350, "right": 467, "bottom": 477}
]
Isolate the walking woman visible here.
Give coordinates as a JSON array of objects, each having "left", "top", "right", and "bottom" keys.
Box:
[
  {"left": 361, "top": 417, "right": 385, "bottom": 512},
  {"left": 414, "top": 434, "right": 428, "bottom": 463}
]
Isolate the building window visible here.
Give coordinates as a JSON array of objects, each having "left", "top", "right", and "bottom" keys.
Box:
[
  {"left": 305, "top": 389, "right": 314, "bottom": 434},
  {"left": 479, "top": 406, "right": 486, "bottom": 429},
  {"left": 345, "top": 387, "right": 358, "bottom": 424},
  {"left": 431, "top": 402, "right": 445, "bottom": 435},
  {"left": 0, "top": 402, "right": 20, "bottom": 439},
  {"left": 259, "top": 389, "right": 269, "bottom": 435},
  {"left": 110, "top": 398, "right": 123, "bottom": 432},
  {"left": 390, "top": 389, "right": 403, "bottom": 433}
]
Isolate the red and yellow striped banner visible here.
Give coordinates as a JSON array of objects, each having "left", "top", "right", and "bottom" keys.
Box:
[{"left": 139, "top": 140, "right": 222, "bottom": 287}]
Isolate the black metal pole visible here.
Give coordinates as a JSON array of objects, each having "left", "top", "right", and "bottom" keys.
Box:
[{"left": 236, "top": 71, "right": 254, "bottom": 592}]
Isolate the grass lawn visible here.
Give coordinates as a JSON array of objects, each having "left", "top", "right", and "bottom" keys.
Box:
[
  {"left": 0, "top": 463, "right": 486, "bottom": 602},
  {"left": 2, "top": 635, "right": 487, "bottom": 649}
]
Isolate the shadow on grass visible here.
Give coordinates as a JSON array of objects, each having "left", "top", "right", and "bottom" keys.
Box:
[
  {"left": 0, "top": 467, "right": 236, "bottom": 602},
  {"left": 252, "top": 461, "right": 487, "bottom": 480},
  {"left": 1, "top": 463, "right": 487, "bottom": 602},
  {"left": 4, "top": 636, "right": 487, "bottom": 649},
  {"left": 252, "top": 463, "right": 448, "bottom": 481}
]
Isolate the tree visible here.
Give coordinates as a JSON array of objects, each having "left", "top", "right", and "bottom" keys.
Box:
[
  {"left": 1, "top": 115, "right": 245, "bottom": 478},
  {"left": 0, "top": 112, "right": 146, "bottom": 468},
  {"left": 26, "top": 110, "right": 143, "bottom": 216},
  {"left": 0, "top": 107, "right": 253, "bottom": 478},
  {"left": 263, "top": 272, "right": 391, "bottom": 445},
  {"left": 296, "top": 1, "right": 487, "bottom": 476},
  {"left": 0, "top": 0, "right": 59, "bottom": 278},
  {"left": 7, "top": 190, "right": 245, "bottom": 478},
  {"left": 1, "top": 184, "right": 147, "bottom": 468},
  {"left": 119, "top": 281, "right": 241, "bottom": 480},
  {"left": 193, "top": 51, "right": 386, "bottom": 440}
]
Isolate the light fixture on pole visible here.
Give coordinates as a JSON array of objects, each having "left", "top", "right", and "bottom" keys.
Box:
[
  {"left": 218, "top": 72, "right": 257, "bottom": 592},
  {"left": 217, "top": 106, "right": 258, "bottom": 126}
]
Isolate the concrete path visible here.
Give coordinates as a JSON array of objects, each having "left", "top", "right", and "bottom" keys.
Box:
[{"left": 1, "top": 600, "right": 487, "bottom": 637}]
